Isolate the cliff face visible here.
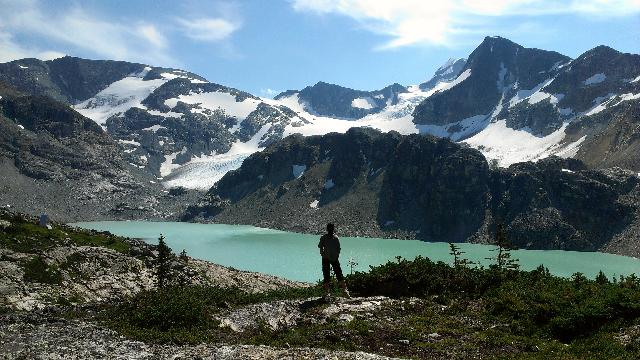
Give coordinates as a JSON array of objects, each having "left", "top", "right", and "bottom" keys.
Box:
[{"left": 185, "top": 128, "right": 640, "bottom": 253}]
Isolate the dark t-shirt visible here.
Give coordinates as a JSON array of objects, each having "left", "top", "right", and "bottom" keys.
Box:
[{"left": 318, "top": 233, "right": 341, "bottom": 262}]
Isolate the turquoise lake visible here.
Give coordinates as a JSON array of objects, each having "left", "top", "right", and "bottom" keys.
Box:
[{"left": 72, "top": 221, "right": 640, "bottom": 283}]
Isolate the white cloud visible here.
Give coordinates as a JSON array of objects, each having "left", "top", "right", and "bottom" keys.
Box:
[
  {"left": 176, "top": 17, "right": 241, "bottom": 42},
  {"left": 291, "top": 0, "right": 640, "bottom": 49},
  {"left": 0, "top": 31, "right": 30, "bottom": 62},
  {"left": 0, "top": 0, "right": 173, "bottom": 65},
  {"left": 137, "top": 24, "right": 167, "bottom": 49}
]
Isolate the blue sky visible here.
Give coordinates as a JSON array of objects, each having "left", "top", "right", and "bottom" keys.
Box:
[{"left": 1, "top": 0, "right": 639, "bottom": 97}]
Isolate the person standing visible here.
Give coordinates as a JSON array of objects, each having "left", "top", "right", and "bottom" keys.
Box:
[{"left": 318, "top": 223, "right": 349, "bottom": 298}]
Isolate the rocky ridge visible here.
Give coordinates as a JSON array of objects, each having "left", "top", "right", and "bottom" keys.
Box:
[
  {"left": 275, "top": 82, "right": 408, "bottom": 119},
  {"left": 0, "top": 82, "right": 197, "bottom": 222},
  {"left": 185, "top": 128, "right": 640, "bottom": 255}
]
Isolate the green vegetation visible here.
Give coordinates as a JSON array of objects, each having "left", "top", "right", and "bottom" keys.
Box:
[
  {"left": 0, "top": 212, "right": 130, "bottom": 254},
  {"left": 2, "top": 210, "right": 639, "bottom": 358},
  {"left": 21, "top": 256, "right": 62, "bottom": 284},
  {"left": 155, "top": 234, "right": 171, "bottom": 288},
  {"left": 101, "top": 285, "right": 324, "bottom": 344},
  {"left": 101, "top": 256, "right": 640, "bottom": 359}
]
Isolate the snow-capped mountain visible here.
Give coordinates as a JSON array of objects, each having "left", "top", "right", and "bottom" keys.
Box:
[
  {"left": 274, "top": 82, "right": 407, "bottom": 119},
  {"left": 1, "top": 36, "right": 638, "bottom": 191},
  {"left": 418, "top": 58, "right": 467, "bottom": 91}
]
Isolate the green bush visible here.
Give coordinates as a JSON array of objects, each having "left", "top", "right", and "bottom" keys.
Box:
[
  {"left": 102, "top": 285, "right": 322, "bottom": 344},
  {"left": 22, "top": 256, "right": 62, "bottom": 284},
  {"left": 345, "top": 257, "right": 640, "bottom": 342}
]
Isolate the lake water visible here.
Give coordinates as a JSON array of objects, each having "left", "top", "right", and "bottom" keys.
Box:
[{"left": 71, "top": 221, "right": 640, "bottom": 283}]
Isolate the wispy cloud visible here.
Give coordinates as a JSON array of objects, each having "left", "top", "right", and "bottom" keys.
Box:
[
  {"left": 0, "top": 0, "right": 243, "bottom": 65},
  {"left": 291, "top": 0, "right": 640, "bottom": 49},
  {"left": 176, "top": 17, "right": 241, "bottom": 42},
  {"left": 0, "top": 0, "right": 175, "bottom": 65}
]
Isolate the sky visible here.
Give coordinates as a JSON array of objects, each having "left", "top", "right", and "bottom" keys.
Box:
[{"left": 0, "top": 0, "right": 639, "bottom": 97}]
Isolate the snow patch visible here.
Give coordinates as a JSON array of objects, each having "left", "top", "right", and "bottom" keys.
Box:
[
  {"left": 160, "top": 152, "right": 181, "bottom": 177},
  {"left": 165, "top": 91, "right": 260, "bottom": 120},
  {"left": 558, "top": 107, "right": 573, "bottom": 116},
  {"left": 351, "top": 97, "right": 376, "bottom": 110},
  {"left": 418, "top": 114, "right": 490, "bottom": 142},
  {"left": 631, "top": 75, "right": 640, "bottom": 83},
  {"left": 142, "top": 124, "right": 167, "bottom": 132},
  {"left": 528, "top": 92, "right": 564, "bottom": 105},
  {"left": 463, "top": 120, "right": 580, "bottom": 167},
  {"left": 436, "top": 69, "right": 471, "bottom": 93},
  {"left": 508, "top": 78, "right": 555, "bottom": 107},
  {"left": 162, "top": 123, "right": 272, "bottom": 190},
  {"left": 619, "top": 93, "right": 640, "bottom": 102},
  {"left": 74, "top": 74, "right": 167, "bottom": 125},
  {"left": 556, "top": 136, "right": 587, "bottom": 158},
  {"left": 584, "top": 73, "right": 606, "bottom": 85},
  {"left": 292, "top": 164, "right": 306, "bottom": 179},
  {"left": 583, "top": 93, "right": 616, "bottom": 116},
  {"left": 118, "top": 139, "right": 140, "bottom": 147},
  {"left": 309, "top": 200, "right": 319, "bottom": 209}
]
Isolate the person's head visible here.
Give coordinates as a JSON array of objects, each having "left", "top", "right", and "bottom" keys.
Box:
[{"left": 326, "top": 223, "right": 335, "bottom": 234}]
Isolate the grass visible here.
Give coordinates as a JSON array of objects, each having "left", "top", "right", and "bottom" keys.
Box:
[
  {"left": 0, "top": 212, "right": 130, "bottom": 254},
  {"left": 97, "top": 257, "right": 640, "bottom": 359}
]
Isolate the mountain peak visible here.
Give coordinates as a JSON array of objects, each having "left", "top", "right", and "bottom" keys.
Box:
[{"left": 578, "top": 45, "right": 620, "bottom": 60}]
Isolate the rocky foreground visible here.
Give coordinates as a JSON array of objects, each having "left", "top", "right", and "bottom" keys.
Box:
[
  {"left": 0, "top": 211, "right": 401, "bottom": 359},
  {"left": 2, "top": 211, "right": 640, "bottom": 359},
  {"left": 1, "top": 300, "right": 401, "bottom": 360}
]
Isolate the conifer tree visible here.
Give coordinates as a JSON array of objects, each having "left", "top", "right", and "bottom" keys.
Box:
[
  {"left": 449, "top": 243, "right": 474, "bottom": 268},
  {"left": 487, "top": 222, "right": 519, "bottom": 271},
  {"left": 155, "top": 234, "right": 172, "bottom": 288}
]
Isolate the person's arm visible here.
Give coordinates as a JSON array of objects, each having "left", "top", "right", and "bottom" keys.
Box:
[{"left": 318, "top": 236, "right": 324, "bottom": 255}]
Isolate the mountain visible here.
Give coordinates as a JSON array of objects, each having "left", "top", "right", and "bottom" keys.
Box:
[
  {"left": 184, "top": 128, "right": 640, "bottom": 254},
  {"left": 0, "top": 37, "right": 639, "bottom": 193},
  {"left": 0, "top": 56, "right": 205, "bottom": 103},
  {"left": 414, "top": 36, "right": 571, "bottom": 127},
  {"left": 412, "top": 37, "right": 640, "bottom": 168},
  {"left": 274, "top": 81, "right": 408, "bottom": 119},
  {"left": 0, "top": 81, "right": 196, "bottom": 222},
  {"left": 418, "top": 58, "right": 466, "bottom": 91}
]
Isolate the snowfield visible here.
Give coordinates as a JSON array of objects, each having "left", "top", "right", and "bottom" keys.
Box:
[{"left": 74, "top": 58, "right": 630, "bottom": 191}]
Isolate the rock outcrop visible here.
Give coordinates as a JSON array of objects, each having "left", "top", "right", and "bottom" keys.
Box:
[{"left": 185, "top": 128, "right": 640, "bottom": 253}]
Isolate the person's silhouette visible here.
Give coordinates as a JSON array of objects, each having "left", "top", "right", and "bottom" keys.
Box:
[{"left": 318, "top": 223, "right": 349, "bottom": 298}]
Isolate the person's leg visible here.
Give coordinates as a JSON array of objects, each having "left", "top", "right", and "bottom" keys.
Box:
[
  {"left": 332, "top": 260, "right": 344, "bottom": 282},
  {"left": 332, "top": 260, "right": 350, "bottom": 298},
  {"left": 322, "top": 257, "right": 331, "bottom": 295}
]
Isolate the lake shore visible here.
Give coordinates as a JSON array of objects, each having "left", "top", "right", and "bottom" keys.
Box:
[{"left": 72, "top": 220, "right": 640, "bottom": 283}]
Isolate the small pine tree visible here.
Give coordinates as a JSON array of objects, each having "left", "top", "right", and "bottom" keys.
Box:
[
  {"left": 348, "top": 257, "right": 359, "bottom": 275},
  {"left": 179, "top": 249, "right": 188, "bottom": 263},
  {"left": 449, "top": 243, "right": 474, "bottom": 268},
  {"left": 595, "top": 270, "right": 609, "bottom": 285},
  {"left": 486, "top": 222, "right": 519, "bottom": 271},
  {"left": 155, "top": 234, "right": 173, "bottom": 289}
]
